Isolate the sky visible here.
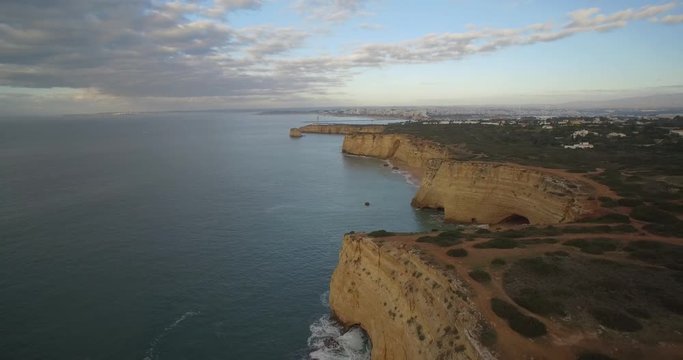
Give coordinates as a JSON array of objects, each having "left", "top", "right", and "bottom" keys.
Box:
[{"left": 0, "top": 0, "right": 682, "bottom": 114}]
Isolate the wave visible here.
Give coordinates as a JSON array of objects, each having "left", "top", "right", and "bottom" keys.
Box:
[
  {"left": 307, "top": 315, "right": 371, "bottom": 360},
  {"left": 386, "top": 160, "right": 419, "bottom": 187},
  {"left": 143, "top": 311, "right": 200, "bottom": 360}
]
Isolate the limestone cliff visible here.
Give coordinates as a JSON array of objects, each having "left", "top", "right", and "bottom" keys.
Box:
[
  {"left": 299, "top": 124, "right": 385, "bottom": 135},
  {"left": 342, "top": 134, "right": 596, "bottom": 224},
  {"left": 342, "top": 133, "right": 450, "bottom": 176},
  {"left": 329, "top": 233, "right": 493, "bottom": 360},
  {"left": 289, "top": 128, "right": 303, "bottom": 137}
]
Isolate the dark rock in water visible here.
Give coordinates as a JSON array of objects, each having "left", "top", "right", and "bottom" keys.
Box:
[
  {"left": 364, "top": 202, "right": 370, "bottom": 206},
  {"left": 392, "top": 166, "right": 399, "bottom": 170},
  {"left": 323, "top": 337, "right": 341, "bottom": 350},
  {"left": 383, "top": 163, "right": 389, "bottom": 167}
]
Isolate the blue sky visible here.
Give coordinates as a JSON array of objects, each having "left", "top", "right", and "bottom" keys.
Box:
[{"left": 0, "top": 0, "right": 682, "bottom": 114}]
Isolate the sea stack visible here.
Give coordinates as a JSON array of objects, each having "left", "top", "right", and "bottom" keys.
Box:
[{"left": 289, "top": 128, "right": 303, "bottom": 138}]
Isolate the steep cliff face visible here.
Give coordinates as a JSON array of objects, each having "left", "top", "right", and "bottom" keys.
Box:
[
  {"left": 413, "top": 161, "right": 594, "bottom": 224},
  {"left": 329, "top": 234, "right": 492, "bottom": 360},
  {"left": 341, "top": 134, "right": 596, "bottom": 224},
  {"left": 299, "top": 124, "right": 385, "bottom": 135},
  {"left": 342, "top": 133, "right": 450, "bottom": 175}
]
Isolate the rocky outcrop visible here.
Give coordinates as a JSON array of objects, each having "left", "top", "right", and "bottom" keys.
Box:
[
  {"left": 289, "top": 128, "right": 303, "bottom": 137},
  {"left": 329, "top": 233, "right": 492, "bottom": 360},
  {"left": 299, "top": 124, "right": 385, "bottom": 135},
  {"left": 342, "top": 134, "right": 596, "bottom": 224}
]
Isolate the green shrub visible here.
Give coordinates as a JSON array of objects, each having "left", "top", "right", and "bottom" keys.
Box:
[
  {"left": 617, "top": 198, "right": 643, "bottom": 207},
  {"left": 368, "top": 230, "right": 395, "bottom": 237},
  {"left": 519, "top": 238, "right": 558, "bottom": 245},
  {"left": 490, "top": 298, "right": 547, "bottom": 338},
  {"left": 577, "top": 352, "right": 615, "bottom": 360},
  {"left": 599, "top": 197, "right": 618, "bottom": 208},
  {"left": 473, "top": 238, "right": 519, "bottom": 249},
  {"left": 478, "top": 322, "right": 497, "bottom": 347},
  {"left": 475, "top": 228, "right": 491, "bottom": 234},
  {"left": 469, "top": 269, "right": 491, "bottom": 283},
  {"left": 623, "top": 240, "right": 683, "bottom": 269},
  {"left": 654, "top": 201, "right": 683, "bottom": 213},
  {"left": 512, "top": 288, "right": 566, "bottom": 316},
  {"left": 643, "top": 222, "right": 683, "bottom": 237},
  {"left": 579, "top": 213, "right": 630, "bottom": 224},
  {"left": 660, "top": 296, "right": 683, "bottom": 315},
  {"left": 589, "top": 308, "right": 642, "bottom": 332},
  {"left": 416, "top": 230, "right": 463, "bottom": 247},
  {"left": 631, "top": 205, "right": 679, "bottom": 224},
  {"left": 516, "top": 257, "right": 562, "bottom": 276},
  {"left": 447, "top": 248, "right": 468, "bottom": 257},
  {"left": 625, "top": 307, "right": 651, "bottom": 319},
  {"left": 545, "top": 250, "right": 570, "bottom": 257},
  {"left": 563, "top": 238, "right": 619, "bottom": 255},
  {"left": 491, "top": 258, "right": 506, "bottom": 266}
]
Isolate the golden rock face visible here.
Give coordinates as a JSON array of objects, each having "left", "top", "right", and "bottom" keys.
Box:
[
  {"left": 342, "top": 133, "right": 596, "bottom": 224},
  {"left": 329, "top": 234, "right": 493, "bottom": 360}
]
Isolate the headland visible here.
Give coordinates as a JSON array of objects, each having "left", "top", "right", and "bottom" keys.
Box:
[{"left": 293, "top": 119, "right": 683, "bottom": 360}]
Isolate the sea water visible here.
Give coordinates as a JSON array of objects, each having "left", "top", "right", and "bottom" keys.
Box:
[{"left": 0, "top": 111, "right": 438, "bottom": 359}]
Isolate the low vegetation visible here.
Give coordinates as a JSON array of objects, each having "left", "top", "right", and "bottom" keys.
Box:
[
  {"left": 512, "top": 288, "right": 566, "bottom": 317},
  {"left": 473, "top": 238, "right": 518, "bottom": 249},
  {"left": 563, "top": 238, "right": 619, "bottom": 255},
  {"left": 623, "top": 240, "right": 683, "bottom": 270},
  {"left": 446, "top": 248, "right": 468, "bottom": 257},
  {"left": 589, "top": 308, "right": 642, "bottom": 332},
  {"left": 490, "top": 298, "right": 547, "bottom": 338},
  {"left": 367, "top": 230, "right": 395, "bottom": 237},
  {"left": 416, "top": 230, "right": 463, "bottom": 247},
  {"left": 578, "top": 213, "right": 630, "bottom": 224},
  {"left": 469, "top": 269, "right": 491, "bottom": 283}
]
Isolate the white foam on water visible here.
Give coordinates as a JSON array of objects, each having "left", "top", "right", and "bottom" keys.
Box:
[
  {"left": 143, "top": 311, "right": 200, "bottom": 360},
  {"left": 306, "top": 315, "right": 371, "bottom": 360},
  {"left": 385, "top": 160, "right": 419, "bottom": 187},
  {"left": 320, "top": 290, "right": 330, "bottom": 307}
]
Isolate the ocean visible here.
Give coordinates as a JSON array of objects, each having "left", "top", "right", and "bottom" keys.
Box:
[{"left": 0, "top": 111, "right": 439, "bottom": 359}]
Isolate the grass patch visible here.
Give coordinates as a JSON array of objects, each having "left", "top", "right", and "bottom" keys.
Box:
[
  {"left": 590, "top": 308, "right": 642, "bottom": 332},
  {"left": 473, "top": 238, "right": 519, "bottom": 249},
  {"left": 623, "top": 240, "right": 683, "bottom": 270},
  {"left": 490, "top": 298, "right": 547, "bottom": 338},
  {"left": 577, "top": 352, "right": 615, "bottom": 360},
  {"left": 512, "top": 288, "right": 566, "bottom": 317},
  {"left": 578, "top": 213, "right": 630, "bottom": 224},
  {"left": 478, "top": 322, "right": 497, "bottom": 347},
  {"left": 625, "top": 307, "right": 651, "bottom": 319},
  {"left": 367, "top": 230, "right": 395, "bottom": 237},
  {"left": 516, "top": 257, "right": 562, "bottom": 276},
  {"left": 617, "top": 198, "right": 643, "bottom": 207},
  {"left": 643, "top": 222, "right": 683, "bottom": 237},
  {"left": 563, "top": 238, "right": 619, "bottom": 255},
  {"left": 416, "top": 230, "right": 463, "bottom": 247},
  {"left": 545, "top": 250, "right": 570, "bottom": 257},
  {"left": 491, "top": 258, "right": 507, "bottom": 266},
  {"left": 518, "top": 238, "right": 559, "bottom": 245},
  {"left": 469, "top": 269, "right": 492, "bottom": 283},
  {"left": 630, "top": 205, "right": 679, "bottom": 224},
  {"left": 447, "top": 248, "right": 468, "bottom": 257},
  {"left": 659, "top": 296, "right": 683, "bottom": 315},
  {"left": 599, "top": 197, "right": 619, "bottom": 208}
]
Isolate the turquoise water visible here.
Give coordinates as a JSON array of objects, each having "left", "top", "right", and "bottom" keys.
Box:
[{"left": 0, "top": 112, "right": 437, "bottom": 359}]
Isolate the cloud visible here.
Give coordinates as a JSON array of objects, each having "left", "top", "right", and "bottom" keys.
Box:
[
  {"left": 660, "top": 13, "right": 683, "bottom": 23},
  {"left": 294, "top": 0, "right": 372, "bottom": 22},
  {"left": 0, "top": 0, "right": 680, "bottom": 112}
]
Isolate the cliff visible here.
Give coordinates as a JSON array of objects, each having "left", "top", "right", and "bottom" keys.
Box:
[
  {"left": 289, "top": 128, "right": 303, "bottom": 137},
  {"left": 342, "top": 134, "right": 596, "bottom": 224},
  {"left": 299, "top": 124, "right": 385, "bottom": 135},
  {"left": 329, "top": 233, "right": 493, "bottom": 360},
  {"left": 342, "top": 133, "right": 450, "bottom": 176}
]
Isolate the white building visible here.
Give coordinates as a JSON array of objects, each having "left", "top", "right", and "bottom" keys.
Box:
[{"left": 564, "top": 142, "right": 594, "bottom": 149}]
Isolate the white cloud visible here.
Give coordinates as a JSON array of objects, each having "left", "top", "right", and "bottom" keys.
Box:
[{"left": 294, "top": 0, "right": 372, "bottom": 22}]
